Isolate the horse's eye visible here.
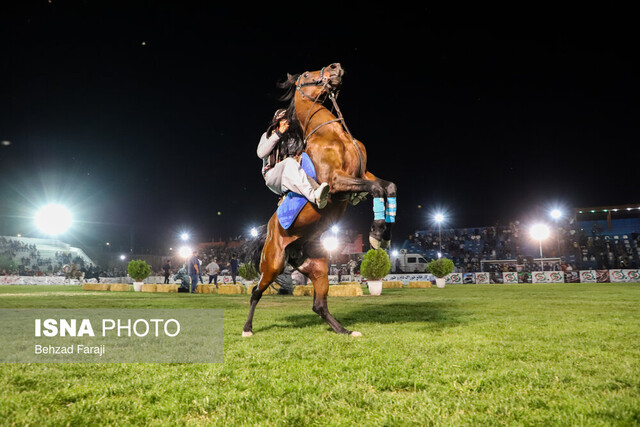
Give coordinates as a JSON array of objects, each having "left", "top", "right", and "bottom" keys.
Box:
[{"left": 304, "top": 73, "right": 309, "bottom": 78}]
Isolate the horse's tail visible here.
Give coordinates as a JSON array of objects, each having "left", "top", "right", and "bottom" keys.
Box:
[{"left": 241, "top": 224, "right": 267, "bottom": 272}]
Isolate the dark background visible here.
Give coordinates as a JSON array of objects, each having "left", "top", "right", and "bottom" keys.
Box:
[{"left": 1, "top": 2, "right": 637, "bottom": 252}]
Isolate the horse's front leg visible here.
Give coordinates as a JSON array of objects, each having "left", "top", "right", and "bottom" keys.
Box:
[
  {"left": 330, "top": 172, "right": 397, "bottom": 249},
  {"left": 243, "top": 216, "right": 286, "bottom": 337}
]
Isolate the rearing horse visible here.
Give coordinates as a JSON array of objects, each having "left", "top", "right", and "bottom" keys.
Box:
[{"left": 243, "top": 63, "right": 397, "bottom": 337}]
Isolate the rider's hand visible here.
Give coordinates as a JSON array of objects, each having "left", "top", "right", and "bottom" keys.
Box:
[{"left": 278, "top": 119, "right": 289, "bottom": 133}]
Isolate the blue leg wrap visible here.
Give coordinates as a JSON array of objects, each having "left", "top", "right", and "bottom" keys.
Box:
[
  {"left": 385, "top": 197, "right": 397, "bottom": 223},
  {"left": 373, "top": 197, "right": 385, "bottom": 221}
]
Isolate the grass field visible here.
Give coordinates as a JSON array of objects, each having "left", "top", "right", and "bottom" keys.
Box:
[{"left": 1, "top": 283, "right": 639, "bottom": 426}]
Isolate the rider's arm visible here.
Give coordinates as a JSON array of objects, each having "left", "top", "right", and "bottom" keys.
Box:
[{"left": 257, "top": 131, "right": 281, "bottom": 159}]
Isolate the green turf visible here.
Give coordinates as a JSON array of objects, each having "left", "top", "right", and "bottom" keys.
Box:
[{"left": 0, "top": 283, "right": 639, "bottom": 426}]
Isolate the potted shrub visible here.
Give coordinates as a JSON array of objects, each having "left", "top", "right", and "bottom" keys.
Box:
[
  {"left": 426, "top": 257, "right": 454, "bottom": 288},
  {"left": 360, "top": 248, "right": 391, "bottom": 296},
  {"left": 128, "top": 259, "right": 151, "bottom": 292},
  {"left": 238, "top": 263, "right": 259, "bottom": 287}
]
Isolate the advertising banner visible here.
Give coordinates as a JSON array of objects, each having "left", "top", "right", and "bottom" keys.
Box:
[
  {"left": 565, "top": 272, "right": 580, "bottom": 283},
  {"left": 531, "top": 271, "right": 565, "bottom": 284},
  {"left": 383, "top": 273, "right": 433, "bottom": 285},
  {"left": 463, "top": 273, "right": 475, "bottom": 284},
  {"left": 518, "top": 272, "right": 532, "bottom": 283},
  {"left": 447, "top": 273, "right": 463, "bottom": 284},
  {"left": 596, "top": 270, "right": 610, "bottom": 283},
  {"left": 503, "top": 272, "right": 519, "bottom": 284},
  {"left": 609, "top": 269, "right": 640, "bottom": 283},
  {"left": 579, "top": 270, "right": 597, "bottom": 283},
  {"left": 474, "top": 272, "right": 491, "bottom": 284}
]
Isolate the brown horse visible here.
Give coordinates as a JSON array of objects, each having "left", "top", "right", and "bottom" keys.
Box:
[{"left": 243, "top": 63, "right": 397, "bottom": 337}]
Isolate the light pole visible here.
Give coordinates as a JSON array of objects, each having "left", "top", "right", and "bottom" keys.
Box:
[
  {"left": 434, "top": 213, "right": 444, "bottom": 257},
  {"left": 550, "top": 209, "right": 562, "bottom": 255},
  {"left": 323, "top": 236, "right": 338, "bottom": 278},
  {"left": 530, "top": 224, "right": 550, "bottom": 271}
]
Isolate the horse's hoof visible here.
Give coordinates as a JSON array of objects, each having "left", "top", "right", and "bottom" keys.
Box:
[
  {"left": 380, "top": 240, "right": 390, "bottom": 249},
  {"left": 349, "top": 331, "right": 362, "bottom": 337},
  {"left": 369, "top": 236, "right": 381, "bottom": 249},
  {"left": 242, "top": 331, "right": 253, "bottom": 338},
  {"left": 350, "top": 192, "right": 368, "bottom": 206}
]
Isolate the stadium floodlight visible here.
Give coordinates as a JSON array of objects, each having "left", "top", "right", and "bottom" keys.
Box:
[
  {"left": 530, "top": 223, "right": 550, "bottom": 269},
  {"left": 391, "top": 250, "right": 399, "bottom": 257},
  {"left": 322, "top": 236, "right": 338, "bottom": 252},
  {"left": 178, "top": 246, "right": 191, "bottom": 259},
  {"left": 35, "top": 204, "right": 72, "bottom": 236},
  {"left": 550, "top": 209, "right": 562, "bottom": 220},
  {"left": 120, "top": 254, "right": 126, "bottom": 261},
  {"left": 323, "top": 236, "right": 339, "bottom": 275},
  {"left": 549, "top": 209, "right": 563, "bottom": 253},
  {"left": 250, "top": 227, "right": 258, "bottom": 237},
  {"left": 331, "top": 225, "right": 339, "bottom": 234},
  {"left": 434, "top": 213, "right": 445, "bottom": 253},
  {"left": 530, "top": 223, "right": 550, "bottom": 241},
  {"left": 180, "top": 233, "right": 189, "bottom": 241}
]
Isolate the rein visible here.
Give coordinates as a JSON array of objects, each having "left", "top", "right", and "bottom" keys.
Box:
[{"left": 296, "top": 73, "right": 365, "bottom": 178}]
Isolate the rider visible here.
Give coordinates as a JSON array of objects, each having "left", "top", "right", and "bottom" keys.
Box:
[{"left": 257, "top": 109, "right": 330, "bottom": 208}]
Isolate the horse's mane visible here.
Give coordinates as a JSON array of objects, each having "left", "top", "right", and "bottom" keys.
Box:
[{"left": 277, "top": 73, "right": 300, "bottom": 103}]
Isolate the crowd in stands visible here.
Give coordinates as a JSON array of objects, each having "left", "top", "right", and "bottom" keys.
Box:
[
  {"left": 0, "top": 237, "right": 91, "bottom": 276},
  {"left": 175, "top": 242, "right": 243, "bottom": 276},
  {"left": 411, "top": 221, "right": 640, "bottom": 273}
]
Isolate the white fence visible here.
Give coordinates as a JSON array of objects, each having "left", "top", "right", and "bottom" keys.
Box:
[
  {"left": 0, "top": 275, "right": 246, "bottom": 286},
  {"left": 1, "top": 269, "right": 639, "bottom": 286}
]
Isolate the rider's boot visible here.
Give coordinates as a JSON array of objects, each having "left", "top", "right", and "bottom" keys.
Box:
[{"left": 314, "top": 183, "right": 330, "bottom": 209}]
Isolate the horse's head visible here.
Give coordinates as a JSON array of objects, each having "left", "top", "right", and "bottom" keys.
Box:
[
  {"left": 297, "top": 63, "right": 343, "bottom": 91},
  {"left": 279, "top": 63, "right": 344, "bottom": 103}
]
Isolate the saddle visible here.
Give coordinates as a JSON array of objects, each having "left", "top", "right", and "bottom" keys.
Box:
[{"left": 276, "top": 153, "right": 317, "bottom": 229}]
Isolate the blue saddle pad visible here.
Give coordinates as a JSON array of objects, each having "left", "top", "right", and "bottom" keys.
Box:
[{"left": 276, "top": 153, "right": 317, "bottom": 230}]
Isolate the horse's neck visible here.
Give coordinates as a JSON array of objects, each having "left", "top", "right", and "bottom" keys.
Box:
[{"left": 296, "top": 98, "right": 336, "bottom": 136}]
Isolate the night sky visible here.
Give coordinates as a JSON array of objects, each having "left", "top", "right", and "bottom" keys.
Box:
[{"left": 1, "top": 3, "right": 637, "bottom": 252}]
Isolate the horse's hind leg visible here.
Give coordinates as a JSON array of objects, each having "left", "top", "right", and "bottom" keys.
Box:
[
  {"left": 369, "top": 175, "right": 397, "bottom": 249},
  {"left": 299, "top": 257, "right": 361, "bottom": 337},
  {"left": 330, "top": 171, "right": 397, "bottom": 249},
  {"left": 242, "top": 222, "right": 286, "bottom": 337}
]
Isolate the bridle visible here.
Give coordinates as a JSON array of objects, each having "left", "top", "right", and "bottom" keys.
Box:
[{"left": 295, "top": 69, "right": 365, "bottom": 178}]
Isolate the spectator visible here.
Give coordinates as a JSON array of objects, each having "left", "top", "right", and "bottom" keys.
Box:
[
  {"left": 187, "top": 250, "right": 200, "bottom": 293},
  {"left": 228, "top": 254, "right": 239, "bottom": 284},
  {"left": 162, "top": 260, "right": 172, "bottom": 284},
  {"left": 206, "top": 258, "right": 220, "bottom": 287}
]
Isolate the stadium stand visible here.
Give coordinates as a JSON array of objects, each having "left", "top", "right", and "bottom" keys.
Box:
[
  {"left": 404, "top": 216, "right": 640, "bottom": 273},
  {"left": 0, "top": 236, "right": 95, "bottom": 275}
]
